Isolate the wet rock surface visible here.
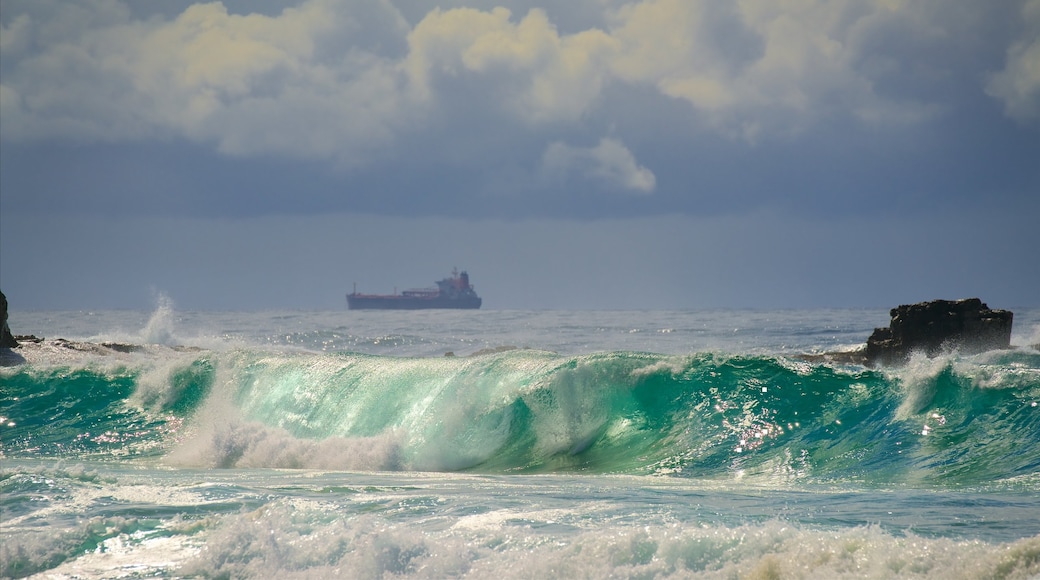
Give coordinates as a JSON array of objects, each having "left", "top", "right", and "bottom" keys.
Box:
[
  {"left": 797, "top": 298, "right": 1015, "bottom": 367},
  {"left": 864, "top": 298, "right": 1013, "bottom": 366},
  {"left": 1, "top": 290, "right": 18, "bottom": 348}
]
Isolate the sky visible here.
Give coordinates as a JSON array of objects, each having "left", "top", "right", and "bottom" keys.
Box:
[{"left": 1, "top": 0, "right": 1038, "bottom": 310}]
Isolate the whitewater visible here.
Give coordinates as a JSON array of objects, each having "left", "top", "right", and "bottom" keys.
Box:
[{"left": 2, "top": 305, "right": 1039, "bottom": 579}]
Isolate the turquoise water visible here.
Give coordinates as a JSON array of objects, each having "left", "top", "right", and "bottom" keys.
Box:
[{"left": 2, "top": 308, "right": 1039, "bottom": 578}]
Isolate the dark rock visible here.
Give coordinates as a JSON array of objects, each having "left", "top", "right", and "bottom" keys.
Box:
[
  {"left": 100, "top": 342, "right": 144, "bottom": 353},
  {"left": 1, "top": 290, "right": 19, "bottom": 348},
  {"left": 53, "top": 338, "right": 136, "bottom": 354},
  {"left": 864, "top": 298, "right": 1013, "bottom": 366}
]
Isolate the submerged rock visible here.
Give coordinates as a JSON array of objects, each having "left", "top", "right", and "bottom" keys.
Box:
[{"left": 864, "top": 298, "right": 1013, "bottom": 366}]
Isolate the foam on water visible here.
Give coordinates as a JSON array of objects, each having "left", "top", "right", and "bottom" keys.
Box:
[
  {"left": 173, "top": 506, "right": 1040, "bottom": 579},
  {"left": 6, "top": 464, "right": 1039, "bottom": 580},
  {"left": 3, "top": 307, "right": 1040, "bottom": 578}
]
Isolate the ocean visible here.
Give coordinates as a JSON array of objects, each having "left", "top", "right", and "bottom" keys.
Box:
[{"left": 2, "top": 304, "right": 1039, "bottom": 579}]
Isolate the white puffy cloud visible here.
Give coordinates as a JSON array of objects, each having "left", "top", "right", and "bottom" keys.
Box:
[
  {"left": 0, "top": 0, "right": 1032, "bottom": 170},
  {"left": 0, "top": 1, "right": 148, "bottom": 141},
  {"left": 542, "top": 137, "right": 656, "bottom": 194},
  {"left": 0, "top": 0, "right": 415, "bottom": 163},
  {"left": 987, "top": 0, "right": 1040, "bottom": 123},
  {"left": 605, "top": 0, "right": 963, "bottom": 138},
  {"left": 405, "top": 7, "right": 616, "bottom": 122},
  {"left": 607, "top": 0, "right": 757, "bottom": 110}
]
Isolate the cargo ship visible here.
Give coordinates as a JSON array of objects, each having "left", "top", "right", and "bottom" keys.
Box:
[{"left": 347, "top": 269, "right": 482, "bottom": 310}]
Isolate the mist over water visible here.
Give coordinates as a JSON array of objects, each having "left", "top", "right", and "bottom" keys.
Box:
[{"left": 3, "top": 305, "right": 1039, "bottom": 578}]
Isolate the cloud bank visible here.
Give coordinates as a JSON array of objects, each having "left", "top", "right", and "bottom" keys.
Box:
[{"left": 1, "top": 0, "right": 1037, "bottom": 218}]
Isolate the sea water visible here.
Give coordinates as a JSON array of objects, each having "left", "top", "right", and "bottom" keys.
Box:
[{"left": 2, "top": 306, "right": 1040, "bottom": 579}]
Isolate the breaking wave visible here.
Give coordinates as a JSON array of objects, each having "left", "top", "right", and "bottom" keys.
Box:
[{"left": 4, "top": 345, "right": 1038, "bottom": 485}]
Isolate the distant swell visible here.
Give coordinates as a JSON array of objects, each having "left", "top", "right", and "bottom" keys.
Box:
[{"left": 3, "top": 348, "right": 1039, "bottom": 484}]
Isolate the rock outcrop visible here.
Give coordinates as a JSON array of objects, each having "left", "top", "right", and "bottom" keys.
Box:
[
  {"left": 1, "top": 290, "right": 19, "bottom": 348},
  {"left": 864, "top": 298, "right": 1013, "bottom": 366}
]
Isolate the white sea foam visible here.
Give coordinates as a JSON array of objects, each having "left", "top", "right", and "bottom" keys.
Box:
[
  {"left": 36, "top": 532, "right": 199, "bottom": 579},
  {"left": 129, "top": 352, "right": 208, "bottom": 410},
  {"left": 6, "top": 460, "right": 1040, "bottom": 580},
  {"left": 630, "top": 358, "right": 687, "bottom": 378},
  {"left": 160, "top": 355, "right": 401, "bottom": 470},
  {"left": 169, "top": 419, "right": 406, "bottom": 471},
  {"left": 171, "top": 506, "right": 1040, "bottom": 580},
  {"left": 892, "top": 351, "right": 951, "bottom": 420}
]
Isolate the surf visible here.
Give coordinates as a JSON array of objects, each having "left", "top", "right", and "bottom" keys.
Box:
[{"left": 4, "top": 344, "right": 1038, "bottom": 485}]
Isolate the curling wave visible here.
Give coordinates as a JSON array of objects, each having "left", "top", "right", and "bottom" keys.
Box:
[{"left": 3, "top": 347, "right": 1039, "bottom": 484}]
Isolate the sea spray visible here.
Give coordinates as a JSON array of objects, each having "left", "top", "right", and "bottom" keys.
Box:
[
  {"left": 140, "top": 293, "right": 178, "bottom": 346},
  {"left": 131, "top": 355, "right": 215, "bottom": 414}
]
